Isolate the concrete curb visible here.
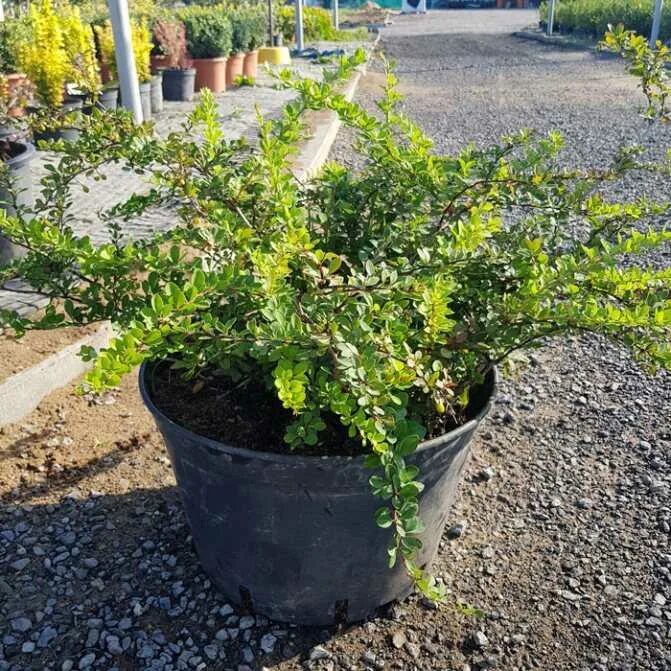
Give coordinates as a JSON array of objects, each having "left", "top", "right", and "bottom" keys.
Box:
[
  {"left": 0, "top": 39, "right": 379, "bottom": 429},
  {"left": 293, "top": 34, "right": 380, "bottom": 180},
  {"left": 0, "top": 323, "right": 112, "bottom": 428}
]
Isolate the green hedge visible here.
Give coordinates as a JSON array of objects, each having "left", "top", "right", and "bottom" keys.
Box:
[
  {"left": 540, "top": 0, "right": 671, "bottom": 41},
  {"left": 277, "top": 6, "right": 367, "bottom": 44},
  {"left": 180, "top": 6, "right": 232, "bottom": 59}
]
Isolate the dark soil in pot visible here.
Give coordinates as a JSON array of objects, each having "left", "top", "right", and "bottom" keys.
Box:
[
  {"left": 140, "top": 363, "right": 496, "bottom": 624},
  {"left": 31, "top": 97, "right": 83, "bottom": 144},
  {"left": 149, "top": 362, "right": 493, "bottom": 457}
]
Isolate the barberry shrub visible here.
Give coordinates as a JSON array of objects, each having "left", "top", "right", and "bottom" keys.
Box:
[{"left": 1, "top": 39, "right": 670, "bottom": 600}]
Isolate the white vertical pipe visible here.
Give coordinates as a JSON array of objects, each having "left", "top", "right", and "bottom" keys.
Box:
[
  {"left": 332, "top": 0, "right": 339, "bottom": 31},
  {"left": 0, "top": 2, "right": 4, "bottom": 22},
  {"left": 546, "top": 0, "right": 556, "bottom": 36},
  {"left": 107, "top": 0, "right": 142, "bottom": 123},
  {"left": 651, "top": 0, "right": 664, "bottom": 46},
  {"left": 295, "top": 0, "right": 304, "bottom": 52}
]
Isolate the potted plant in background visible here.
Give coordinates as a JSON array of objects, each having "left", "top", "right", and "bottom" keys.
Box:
[
  {"left": 242, "top": 7, "right": 266, "bottom": 80},
  {"left": 16, "top": 0, "right": 82, "bottom": 142},
  {"left": 181, "top": 6, "right": 232, "bottom": 94},
  {"left": 132, "top": 21, "right": 154, "bottom": 120},
  {"left": 0, "top": 19, "right": 32, "bottom": 121},
  {"left": 226, "top": 10, "right": 248, "bottom": 87},
  {"left": 1, "top": 41, "right": 670, "bottom": 625},
  {"left": 96, "top": 20, "right": 154, "bottom": 118},
  {"left": 60, "top": 5, "right": 110, "bottom": 112},
  {"left": 153, "top": 19, "right": 196, "bottom": 102}
]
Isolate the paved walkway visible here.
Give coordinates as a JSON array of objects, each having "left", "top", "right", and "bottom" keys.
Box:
[{"left": 0, "top": 55, "right": 333, "bottom": 315}]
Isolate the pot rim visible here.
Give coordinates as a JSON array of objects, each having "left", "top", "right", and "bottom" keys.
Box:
[
  {"left": 139, "top": 362, "right": 497, "bottom": 466},
  {"left": 191, "top": 56, "right": 228, "bottom": 63},
  {"left": 3, "top": 140, "right": 36, "bottom": 167}
]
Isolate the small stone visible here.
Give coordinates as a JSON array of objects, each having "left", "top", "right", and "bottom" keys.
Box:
[
  {"left": 260, "top": 633, "right": 277, "bottom": 654},
  {"left": 82, "top": 558, "right": 98, "bottom": 569},
  {"left": 481, "top": 546, "right": 495, "bottom": 559},
  {"left": 203, "top": 645, "right": 218, "bottom": 661},
  {"left": 62, "top": 661, "right": 74, "bottom": 671},
  {"left": 78, "top": 653, "right": 96, "bottom": 669},
  {"left": 37, "top": 626, "right": 57, "bottom": 648},
  {"left": 654, "top": 593, "right": 667, "bottom": 606},
  {"left": 479, "top": 467, "right": 495, "bottom": 482},
  {"left": 215, "top": 629, "right": 229, "bottom": 642},
  {"left": 219, "top": 604, "right": 234, "bottom": 617},
  {"left": 446, "top": 523, "right": 465, "bottom": 539},
  {"left": 118, "top": 617, "right": 132, "bottom": 630},
  {"left": 404, "top": 642, "right": 421, "bottom": 659},
  {"left": 309, "top": 645, "right": 331, "bottom": 661},
  {"left": 107, "top": 636, "right": 123, "bottom": 656},
  {"left": 470, "top": 631, "right": 489, "bottom": 650},
  {"left": 576, "top": 498, "right": 593, "bottom": 510},
  {"left": 11, "top": 617, "right": 32, "bottom": 633},
  {"left": 391, "top": 631, "right": 406, "bottom": 649},
  {"left": 11, "top": 558, "right": 30, "bottom": 571},
  {"left": 239, "top": 615, "right": 255, "bottom": 630},
  {"left": 22, "top": 641, "right": 36, "bottom": 653}
]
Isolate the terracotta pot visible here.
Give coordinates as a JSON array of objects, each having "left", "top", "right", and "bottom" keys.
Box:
[
  {"left": 192, "top": 57, "right": 227, "bottom": 93},
  {"left": 243, "top": 51, "right": 258, "bottom": 79},
  {"left": 5, "top": 73, "right": 29, "bottom": 118},
  {"left": 151, "top": 54, "right": 171, "bottom": 73},
  {"left": 225, "top": 53, "right": 245, "bottom": 88}
]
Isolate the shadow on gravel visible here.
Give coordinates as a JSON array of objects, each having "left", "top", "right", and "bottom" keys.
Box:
[
  {"left": 0, "top": 486, "right": 386, "bottom": 670},
  {"left": 0, "top": 434, "right": 153, "bottom": 506}
]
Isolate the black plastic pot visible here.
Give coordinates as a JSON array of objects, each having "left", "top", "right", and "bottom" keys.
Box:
[
  {"left": 139, "top": 82, "right": 152, "bottom": 121},
  {"left": 150, "top": 72, "right": 163, "bottom": 114},
  {"left": 0, "top": 140, "right": 36, "bottom": 264},
  {"left": 32, "top": 97, "right": 83, "bottom": 144},
  {"left": 162, "top": 68, "right": 196, "bottom": 102},
  {"left": 97, "top": 86, "right": 119, "bottom": 111},
  {"left": 140, "top": 365, "right": 496, "bottom": 625}
]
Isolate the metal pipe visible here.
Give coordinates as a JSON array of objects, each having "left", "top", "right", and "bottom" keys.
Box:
[
  {"left": 295, "top": 0, "right": 304, "bottom": 52},
  {"left": 546, "top": 0, "right": 556, "bottom": 36},
  {"left": 107, "top": 0, "right": 142, "bottom": 123},
  {"left": 651, "top": 0, "right": 664, "bottom": 46},
  {"left": 332, "top": 0, "right": 339, "bottom": 31}
]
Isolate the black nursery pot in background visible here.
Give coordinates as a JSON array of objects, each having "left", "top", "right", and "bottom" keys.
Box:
[
  {"left": 32, "top": 96, "right": 83, "bottom": 144},
  {"left": 139, "top": 364, "right": 497, "bottom": 625},
  {"left": 0, "top": 140, "right": 36, "bottom": 265},
  {"left": 162, "top": 68, "right": 196, "bottom": 102},
  {"left": 97, "top": 86, "right": 119, "bottom": 111},
  {"left": 150, "top": 72, "right": 164, "bottom": 115}
]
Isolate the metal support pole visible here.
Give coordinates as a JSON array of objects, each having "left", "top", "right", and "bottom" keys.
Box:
[
  {"left": 651, "top": 0, "right": 664, "bottom": 46},
  {"left": 0, "top": 2, "right": 4, "bottom": 23},
  {"left": 295, "top": 0, "right": 304, "bottom": 52},
  {"left": 107, "top": 0, "right": 142, "bottom": 123},
  {"left": 267, "top": 0, "right": 273, "bottom": 45},
  {"left": 546, "top": 0, "right": 555, "bottom": 36},
  {"left": 332, "top": 0, "right": 339, "bottom": 31}
]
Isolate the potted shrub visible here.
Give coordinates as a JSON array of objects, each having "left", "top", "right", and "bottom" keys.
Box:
[
  {"left": 132, "top": 21, "right": 154, "bottom": 120},
  {"left": 181, "top": 6, "right": 232, "bottom": 94},
  {"left": 1, "top": 45, "right": 670, "bottom": 625},
  {"left": 15, "top": 0, "right": 82, "bottom": 142},
  {"left": 95, "top": 20, "right": 153, "bottom": 116},
  {"left": 0, "top": 19, "right": 32, "bottom": 120},
  {"left": 226, "top": 10, "right": 248, "bottom": 87},
  {"left": 242, "top": 7, "right": 267, "bottom": 79},
  {"left": 153, "top": 19, "right": 196, "bottom": 102},
  {"left": 59, "top": 6, "right": 111, "bottom": 112}
]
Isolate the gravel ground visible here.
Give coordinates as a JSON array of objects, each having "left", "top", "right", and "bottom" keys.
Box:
[{"left": 1, "top": 10, "right": 671, "bottom": 671}]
